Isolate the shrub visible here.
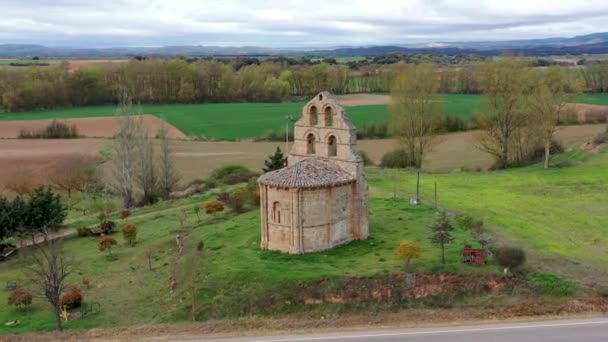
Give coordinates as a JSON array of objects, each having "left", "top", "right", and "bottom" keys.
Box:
[
  {"left": 245, "top": 177, "right": 260, "bottom": 206},
  {"left": 96, "top": 212, "right": 107, "bottom": 223},
  {"left": 597, "top": 286, "right": 608, "bottom": 298},
  {"left": 18, "top": 120, "right": 79, "bottom": 139},
  {"left": 121, "top": 224, "right": 137, "bottom": 246},
  {"left": 119, "top": 210, "right": 131, "bottom": 220},
  {"left": 100, "top": 220, "right": 116, "bottom": 233},
  {"left": 358, "top": 150, "right": 374, "bottom": 166},
  {"left": 210, "top": 165, "right": 250, "bottom": 181},
  {"left": 395, "top": 240, "right": 421, "bottom": 267},
  {"left": 529, "top": 139, "right": 565, "bottom": 162},
  {"left": 357, "top": 121, "right": 389, "bottom": 139},
  {"left": 455, "top": 214, "right": 483, "bottom": 231},
  {"left": 437, "top": 114, "right": 468, "bottom": 133},
  {"left": 60, "top": 287, "right": 83, "bottom": 309},
  {"left": 223, "top": 170, "right": 259, "bottom": 185},
  {"left": 527, "top": 272, "right": 577, "bottom": 297},
  {"left": 76, "top": 226, "right": 91, "bottom": 237},
  {"left": 98, "top": 236, "right": 118, "bottom": 258},
  {"left": 8, "top": 288, "right": 33, "bottom": 308},
  {"left": 203, "top": 178, "right": 218, "bottom": 189},
  {"left": 217, "top": 192, "right": 230, "bottom": 203},
  {"left": 227, "top": 188, "right": 248, "bottom": 213},
  {"left": 495, "top": 246, "right": 526, "bottom": 271},
  {"left": 592, "top": 131, "right": 608, "bottom": 146},
  {"left": 380, "top": 147, "right": 414, "bottom": 168},
  {"left": 205, "top": 200, "right": 225, "bottom": 215}
]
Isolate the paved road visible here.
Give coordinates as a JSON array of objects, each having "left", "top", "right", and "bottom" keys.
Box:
[{"left": 206, "top": 318, "right": 608, "bottom": 342}]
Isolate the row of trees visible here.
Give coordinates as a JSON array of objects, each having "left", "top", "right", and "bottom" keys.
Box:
[
  {"left": 391, "top": 58, "right": 576, "bottom": 169},
  {"left": 3, "top": 57, "right": 608, "bottom": 112},
  {"left": 0, "top": 187, "right": 67, "bottom": 243}
]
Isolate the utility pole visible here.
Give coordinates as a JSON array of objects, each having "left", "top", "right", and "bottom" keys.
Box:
[{"left": 416, "top": 171, "right": 420, "bottom": 204}]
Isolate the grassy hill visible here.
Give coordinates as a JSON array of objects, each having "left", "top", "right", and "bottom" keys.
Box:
[{"left": 368, "top": 147, "right": 608, "bottom": 283}]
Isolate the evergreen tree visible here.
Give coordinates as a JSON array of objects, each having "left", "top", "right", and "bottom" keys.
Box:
[
  {"left": 24, "top": 187, "right": 67, "bottom": 237},
  {"left": 263, "top": 147, "right": 288, "bottom": 173},
  {"left": 430, "top": 210, "right": 454, "bottom": 264}
]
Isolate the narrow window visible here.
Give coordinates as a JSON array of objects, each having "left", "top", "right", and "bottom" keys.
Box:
[
  {"left": 272, "top": 201, "right": 281, "bottom": 224},
  {"left": 324, "top": 106, "right": 333, "bottom": 126},
  {"left": 319, "top": 94, "right": 323, "bottom": 101},
  {"left": 307, "top": 133, "right": 316, "bottom": 154},
  {"left": 309, "top": 105, "right": 318, "bottom": 125},
  {"left": 328, "top": 135, "right": 337, "bottom": 157}
]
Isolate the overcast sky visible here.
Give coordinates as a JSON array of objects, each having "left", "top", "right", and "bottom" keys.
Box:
[{"left": 2, "top": 0, "right": 608, "bottom": 47}]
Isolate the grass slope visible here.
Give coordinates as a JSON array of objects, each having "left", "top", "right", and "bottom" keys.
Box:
[
  {"left": 0, "top": 192, "right": 484, "bottom": 333},
  {"left": 368, "top": 150, "right": 608, "bottom": 281}
]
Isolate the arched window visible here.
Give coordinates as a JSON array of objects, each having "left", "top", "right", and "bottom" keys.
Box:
[
  {"left": 328, "top": 135, "right": 337, "bottom": 157},
  {"left": 272, "top": 201, "right": 281, "bottom": 224},
  {"left": 324, "top": 106, "right": 333, "bottom": 126},
  {"left": 309, "top": 106, "right": 318, "bottom": 125},
  {"left": 307, "top": 133, "right": 316, "bottom": 154},
  {"left": 319, "top": 94, "right": 323, "bottom": 101}
]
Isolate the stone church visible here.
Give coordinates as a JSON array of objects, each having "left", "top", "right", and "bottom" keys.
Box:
[{"left": 257, "top": 92, "right": 369, "bottom": 254}]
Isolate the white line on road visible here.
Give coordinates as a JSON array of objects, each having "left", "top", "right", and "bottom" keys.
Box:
[{"left": 248, "top": 320, "right": 608, "bottom": 342}]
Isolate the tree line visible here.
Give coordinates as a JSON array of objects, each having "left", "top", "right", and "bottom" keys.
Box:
[
  {"left": 2, "top": 57, "right": 608, "bottom": 113},
  {"left": 390, "top": 57, "right": 578, "bottom": 170}
]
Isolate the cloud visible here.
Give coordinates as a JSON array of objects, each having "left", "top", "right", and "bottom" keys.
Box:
[{"left": 1, "top": 0, "right": 608, "bottom": 47}]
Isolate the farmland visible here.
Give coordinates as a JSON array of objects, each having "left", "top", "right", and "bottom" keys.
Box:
[{"left": 1, "top": 93, "right": 607, "bottom": 141}]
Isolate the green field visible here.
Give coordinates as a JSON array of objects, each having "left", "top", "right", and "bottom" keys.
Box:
[
  {"left": 368, "top": 149, "right": 608, "bottom": 281},
  {"left": 1, "top": 93, "right": 606, "bottom": 140},
  {"left": 0, "top": 185, "right": 484, "bottom": 333}
]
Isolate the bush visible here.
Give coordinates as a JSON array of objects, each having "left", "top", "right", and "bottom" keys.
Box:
[
  {"left": 529, "top": 139, "right": 565, "bottom": 162},
  {"left": 495, "top": 246, "right": 526, "bottom": 271},
  {"left": 358, "top": 150, "right": 374, "bottom": 166},
  {"left": 100, "top": 220, "right": 116, "bottom": 233},
  {"left": 203, "top": 178, "right": 218, "bottom": 189},
  {"left": 357, "top": 121, "right": 389, "bottom": 139},
  {"left": 592, "top": 131, "right": 608, "bottom": 146},
  {"left": 19, "top": 120, "right": 79, "bottom": 139},
  {"left": 8, "top": 288, "right": 33, "bottom": 308},
  {"left": 380, "top": 147, "right": 414, "bottom": 168},
  {"left": 121, "top": 224, "right": 137, "bottom": 246},
  {"left": 245, "top": 177, "right": 260, "bottom": 206},
  {"left": 60, "top": 287, "right": 83, "bottom": 309},
  {"left": 223, "top": 170, "right": 259, "bottom": 185},
  {"left": 119, "top": 210, "right": 131, "bottom": 220},
  {"left": 527, "top": 272, "right": 577, "bottom": 297},
  {"left": 217, "top": 192, "right": 230, "bottom": 203},
  {"left": 204, "top": 201, "right": 225, "bottom": 215},
  {"left": 210, "top": 165, "right": 250, "bottom": 181},
  {"left": 98, "top": 236, "right": 118, "bottom": 257},
  {"left": 76, "top": 226, "right": 91, "bottom": 237},
  {"left": 597, "top": 286, "right": 608, "bottom": 298},
  {"left": 227, "top": 188, "right": 248, "bottom": 213}
]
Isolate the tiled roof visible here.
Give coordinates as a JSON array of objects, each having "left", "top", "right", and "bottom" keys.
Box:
[{"left": 258, "top": 158, "right": 355, "bottom": 188}]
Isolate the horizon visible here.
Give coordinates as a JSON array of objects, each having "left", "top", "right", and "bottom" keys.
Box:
[{"left": 2, "top": 1, "right": 608, "bottom": 48}]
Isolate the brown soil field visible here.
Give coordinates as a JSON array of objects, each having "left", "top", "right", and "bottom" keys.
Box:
[
  {"left": 0, "top": 124, "right": 604, "bottom": 194},
  {"left": 568, "top": 103, "right": 608, "bottom": 123},
  {"left": 67, "top": 59, "right": 129, "bottom": 71},
  {"left": 334, "top": 93, "right": 391, "bottom": 106},
  {"left": 0, "top": 115, "right": 186, "bottom": 139}
]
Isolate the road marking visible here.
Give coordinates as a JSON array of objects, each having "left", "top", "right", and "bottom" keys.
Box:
[{"left": 248, "top": 320, "right": 608, "bottom": 342}]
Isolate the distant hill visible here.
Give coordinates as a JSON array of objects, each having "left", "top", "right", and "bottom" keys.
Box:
[{"left": 2, "top": 32, "right": 608, "bottom": 58}]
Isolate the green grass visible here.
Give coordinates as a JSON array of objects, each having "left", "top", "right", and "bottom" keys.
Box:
[
  {"left": 368, "top": 150, "right": 608, "bottom": 279},
  {"left": 0, "top": 93, "right": 605, "bottom": 140},
  {"left": 0, "top": 188, "right": 485, "bottom": 332}
]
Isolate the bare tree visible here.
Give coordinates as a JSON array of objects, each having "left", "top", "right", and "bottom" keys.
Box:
[
  {"left": 528, "top": 66, "right": 578, "bottom": 168},
  {"left": 390, "top": 63, "right": 442, "bottom": 168},
  {"left": 5, "top": 169, "right": 37, "bottom": 196},
  {"left": 134, "top": 124, "right": 158, "bottom": 205},
  {"left": 475, "top": 57, "right": 530, "bottom": 169},
  {"left": 112, "top": 94, "right": 139, "bottom": 208},
  {"left": 157, "top": 121, "right": 180, "bottom": 199},
  {"left": 24, "top": 238, "right": 73, "bottom": 332},
  {"left": 49, "top": 154, "right": 100, "bottom": 197}
]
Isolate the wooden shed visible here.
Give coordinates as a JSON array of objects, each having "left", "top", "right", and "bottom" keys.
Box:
[{"left": 463, "top": 248, "right": 488, "bottom": 265}]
